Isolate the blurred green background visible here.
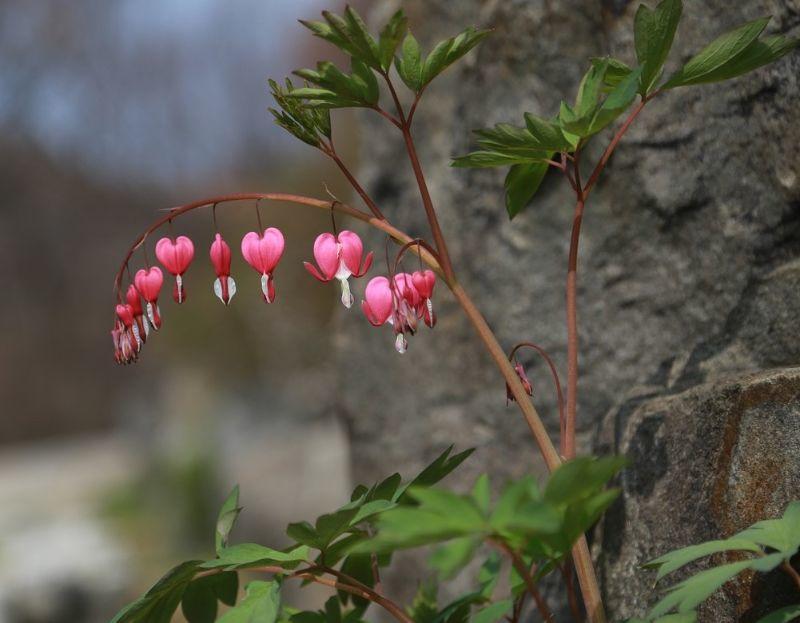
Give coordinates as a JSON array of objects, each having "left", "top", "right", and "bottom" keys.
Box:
[{"left": 0, "top": 1, "right": 378, "bottom": 620}]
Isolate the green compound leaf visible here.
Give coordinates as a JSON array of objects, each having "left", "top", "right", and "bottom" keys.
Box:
[
  {"left": 216, "top": 485, "right": 242, "bottom": 554},
  {"left": 200, "top": 543, "right": 310, "bottom": 571},
  {"left": 300, "top": 7, "right": 382, "bottom": 71},
  {"left": 218, "top": 580, "right": 281, "bottom": 623},
  {"left": 755, "top": 605, "right": 800, "bottom": 623},
  {"left": 504, "top": 161, "right": 551, "bottom": 219},
  {"left": 634, "top": 0, "right": 683, "bottom": 94},
  {"left": 663, "top": 17, "right": 771, "bottom": 88},
  {"left": 291, "top": 57, "right": 379, "bottom": 109}
]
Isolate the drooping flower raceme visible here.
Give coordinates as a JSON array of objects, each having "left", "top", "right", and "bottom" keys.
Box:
[
  {"left": 361, "top": 271, "right": 438, "bottom": 354},
  {"left": 210, "top": 233, "right": 236, "bottom": 305},
  {"left": 241, "top": 228, "right": 285, "bottom": 303},
  {"left": 155, "top": 236, "right": 195, "bottom": 304},
  {"left": 304, "top": 230, "right": 373, "bottom": 308},
  {"left": 134, "top": 266, "right": 164, "bottom": 330}
]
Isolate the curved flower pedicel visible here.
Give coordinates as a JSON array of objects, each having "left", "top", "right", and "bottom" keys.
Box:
[
  {"left": 304, "top": 230, "right": 373, "bottom": 308},
  {"left": 412, "top": 269, "right": 437, "bottom": 328},
  {"left": 241, "top": 228, "right": 285, "bottom": 303},
  {"left": 134, "top": 266, "right": 164, "bottom": 330},
  {"left": 155, "top": 236, "right": 195, "bottom": 303},
  {"left": 210, "top": 233, "right": 236, "bottom": 305}
]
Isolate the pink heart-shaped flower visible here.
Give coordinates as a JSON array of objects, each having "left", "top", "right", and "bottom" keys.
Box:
[
  {"left": 134, "top": 267, "right": 164, "bottom": 302},
  {"left": 241, "top": 228, "right": 285, "bottom": 274},
  {"left": 156, "top": 236, "right": 195, "bottom": 276}
]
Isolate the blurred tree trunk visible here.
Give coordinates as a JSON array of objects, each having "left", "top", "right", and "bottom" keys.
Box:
[{"left": 336, "top": 1, "right": 800, "bottom": 620}]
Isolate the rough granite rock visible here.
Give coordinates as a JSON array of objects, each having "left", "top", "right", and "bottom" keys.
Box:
[{"left": 334, "top": 0, "right": 800, "bottom": 619}]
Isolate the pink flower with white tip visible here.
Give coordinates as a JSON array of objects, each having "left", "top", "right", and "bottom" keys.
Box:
[
  {"left": 361, "top": 273, "right": 427, "bottom": 354},
  {"left": 304, "top": 230, "right": 373, "bottom": 308},
  {"left": 134, "top": 266, "right": 164, "bottom": 330},
  {"left": 125, "top": 283, "right": 148, "bottom": 344},
  {"left": 210, "top": 233, "right": 236, "bottom": 305},
  {"left": 156, "top": 236, "right": 195, "bottom": 304},
  {"left": 241, "top": 228, "right": 285, "bottom": 303},
  {"left": 412, "top": 269, "right": 437, "bottom": 328}
]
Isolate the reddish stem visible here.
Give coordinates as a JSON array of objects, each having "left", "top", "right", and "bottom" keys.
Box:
[
  {"left": 492, "top": 539, "right": 555, "bottom": 623},
  {"left": 323, "top": 142, "right": 386, "bottom": 220},
  {"left": 381, "top": 71, "right": 456, "bottom": 283}
]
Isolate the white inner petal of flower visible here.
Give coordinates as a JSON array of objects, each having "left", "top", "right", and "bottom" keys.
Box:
[
  {"left": 339, "top": 278, "right": 354, "bottom": 309},
  {"left": 394, "top": 333, "right": 407, "bottom": 354}
]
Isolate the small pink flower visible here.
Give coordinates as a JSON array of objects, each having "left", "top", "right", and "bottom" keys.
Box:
[
  {"left": 125, "top": 284, "right": 148, "bottom": 344},
  {"left": 304, "top": 230, "right": 373, "bottom": 308},
  {"left": 134, "top": 267, "right": 164, "bottom": 330},
  {"left": 506, "top": 360, "right": 534, "bottom": 405},
  {"left": 113, "top": 305, "right": 138, "bottom": 363},
  {"left": 361, "top": 276, "right": 394, "bottom": 326},
  {"left": 156, "top": 236, "right": 195, "bottom": 304},
  {"left": 241, "top": 228, "right": 285, "bottom": 304},
  {"left": 210, "top": 233, "right": 236, "bottom": 305},
  {"left": 412, "top": 270, "right": 436, "bottom": 328}
]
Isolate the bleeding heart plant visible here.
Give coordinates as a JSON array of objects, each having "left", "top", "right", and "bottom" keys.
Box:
[{"left": 108, "top": 3, "right": 798, "bottom": 622}]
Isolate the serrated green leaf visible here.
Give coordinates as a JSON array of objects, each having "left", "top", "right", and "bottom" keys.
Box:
[
  {"left": 300, "top": 18, "right": 359, "bottom": 59},
  {"left": 350, "top": 58, "right": 379, "bottom": 104},
  {"left": 504, "top": 161, "right": 550, "bottom": 219},
  {"left": 396, "top": 33, "right": 423, "bottom": 90},
  {"left": 575, "top": 59, "right": 608, "bottom": 117},
  {"left": 372, "top": 473, "right": 402, "bottom": 501},
  {"left": 201, "top": 544, "right": 310, "bottom": 571},
  {"left": 378, "top": 10, "right": 407, "bottom": 71},
  {"left": 755, "top": 605, "right": 800, "bottom": 623},
  {"left": 634, "top": 0, "right": 683, "bottom": 94},
  {"left": 218, "top": 580, "right": 280, "bottom": 623},
  {"left": 663, "top": 17, "right": 771, "bottom": 88},
  {"left": 216, "top": 485, "right": 242, "bottom": 554},
  {"left": 645, "top": 538, "right": 762, "bottom": 581},
  {"left": 471, "top": 600, "right": 513, "bottom": 623}
]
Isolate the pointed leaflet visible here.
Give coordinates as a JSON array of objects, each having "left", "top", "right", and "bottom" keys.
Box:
[
  {"left": 504, "top": 161, "right": 550, "bottom": 219},
  {"left": 634, "top": 0, "right": 683, "bottom": 94},
  {"left": 668, "top": 33, "right": 798, "bottom": 87},
  {"left": 395, "top": 33, "right": 423, "bottom": 91},
  {"left": 343, "top": 6, "right": 382, "bottom": 69},
  {"left": 585, "top": 66, "right": 644, "bottom": 136},
  {"left": 216, "top": 485, "right": 242, "bottom": 554},
  {"left": 420, "top": 27, "right": 491, "bottom": 90},
  {"left": 662, "top": 17, "right": 772, "bottom": 88},
  {"left": 644, "top": 538, "right": 762, "bottom": 581},
  {"left": 395, "top": 445, "right": 474, "bottom": 502},
  {"left": 378, "top": 10, "right": 407, "bottom": 71},
  {"left": 451, "top": 151, "right": 537, "bottom": 168},
  {"left": 523, "top": 113, "right": 574, "bottom": 151},
  {"left": 218, "top": 580, "right": 281, "bottom": 623},
  {"left": 201, "top": 543, "right": 310, "bottom": 571},
  {"left": 592, "top": 57, "right": 634, "bottom": 89}
]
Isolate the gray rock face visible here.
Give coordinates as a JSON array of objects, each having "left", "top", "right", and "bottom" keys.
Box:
[{"left": 335, "top": 0, "right": 799, "bottom": 619}]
